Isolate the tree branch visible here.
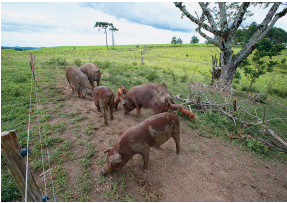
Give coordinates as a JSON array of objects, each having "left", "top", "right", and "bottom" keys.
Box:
[
  {"left": 233, "top": 3, "right": 281, "bottom": 67},
  {"left": 174, "top": 2, "right": 220, "bottom": 35},
  {"left": 196, "top": 27, "right": 220, "bottom": 47},
  {"left": 198, "top": 2, "right": 218, "bottom": 30},
  {"left": 229, "top": 2, "right": 250, "bottom": 35},
  {"left": 219, "top": 2, "right": 228, "bottom": 32}
]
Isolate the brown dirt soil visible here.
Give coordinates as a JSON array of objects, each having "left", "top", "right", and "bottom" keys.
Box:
[{"left": 33, "top": 78, "right": 287, "bottom": 202}]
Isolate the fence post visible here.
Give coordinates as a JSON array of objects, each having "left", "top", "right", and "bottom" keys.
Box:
[{"left": 1, "top": 130, "right": 42, "bottom": 202}]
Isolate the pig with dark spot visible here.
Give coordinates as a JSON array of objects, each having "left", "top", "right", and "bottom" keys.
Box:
[
  {"left": 122, "top": 83, "right": 172, "bottom": 116},
  {"left": 92, "top": 86, "right": 114, "bottom": 125},
  {"left": 113, "top": 96, "right": 122, "bottom": 110},
  {"left": 171, "top": 104, "right": 186, "bottom": 111},
  {"left": 79, "top": 63, "right": 101, "bottom": 88},
  {"left": 101, "top": 112, "right": 180, "bottom": 175},
  {"left": 65, "top": 66, "right": 93, "bottom": 98},
  {"left": 117, "top": 86, "right": 127, "bottom": 97}
]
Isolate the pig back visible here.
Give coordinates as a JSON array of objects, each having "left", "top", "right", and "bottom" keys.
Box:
[
  {"left": 66, "top": 66, "right": 92, "bottom": 96},
  {"left": 92, "top": 86, "right": 114, "bottom": 103},
  {"left": 118, "top": 112, "right": 179, "bottom": 152},
  {"left": 79, "top": 63, "right": 101, "bottom": 87},
  {"left": 124, "top": 83, "right": 172, "bottom": 113}
]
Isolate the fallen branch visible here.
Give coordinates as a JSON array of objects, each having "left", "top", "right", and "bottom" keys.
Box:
[
  {"left": 39, "top": 169, "right": 51, "bottom": 177},
  {"left": 196, "top": 131, "right": 211, "bottom": 138},
  {"left": 264, "top": 126, "right": 287, "bottom": 149}
]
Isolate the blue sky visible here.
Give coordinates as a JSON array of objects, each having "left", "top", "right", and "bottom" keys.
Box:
[{"left": 1, "top": 2, "right": 287, "bottom": 47}]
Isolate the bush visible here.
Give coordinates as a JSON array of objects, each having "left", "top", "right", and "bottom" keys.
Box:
[
  {"left": 245, "top": 139, "right": 268, "bottom": 154},
  {"left": 281, "top": 58, "right": 286, "bottom": 65},
  {"left": 241, "top": 86, "right": 248, "bottom": 91},
  {"left": 49, "top": 57, "right": 57, "bottom": 65},
  {"left": 95, "top": 60, "right": 112, "bottom": 69},
  {"left": 180, "top": 75, "right": 187, "bottom": 82},
  {"left": 132, "top": 61, "right": 137, "bottom": 66},
  {"left": 56, "top": 57, "right": 67, "bottom": 66},
  {"left": 74, "top": 59, "right": 82, "bottom": 67},
  {"left": 234, "top": 79, "right": 240, "bottom": 84},
  {"left": 146, "top": 71, "right": 159, "bottom": 81}
]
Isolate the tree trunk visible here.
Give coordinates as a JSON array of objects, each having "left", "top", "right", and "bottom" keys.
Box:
[
  {"left": 213, "top": 37, "right": 235, "bottom": 91},
  {"left": 247, "top": 78, "right": 255, "bottom": 95},
  {"left": 105, "top": 27, "right": 108, "bottom": 50}
]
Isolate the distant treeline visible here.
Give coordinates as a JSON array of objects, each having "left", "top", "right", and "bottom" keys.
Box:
[
  {"left": 1, "top": 46, "right": 45, "bottom": 51},
  {"left": 233, "top": 22, "right": 287, "bottom": 45}
]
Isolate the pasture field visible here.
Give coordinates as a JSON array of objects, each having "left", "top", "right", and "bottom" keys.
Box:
[{"left": 1, "top": 44, "right": 287, "bottom": 201}]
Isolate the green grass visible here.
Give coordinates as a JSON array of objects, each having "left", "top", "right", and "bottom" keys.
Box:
[{"left": 1, "top": 44, "right": 287, "bottom": 202}]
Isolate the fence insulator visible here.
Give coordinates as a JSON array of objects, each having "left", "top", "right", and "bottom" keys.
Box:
[
  {"left": 20, "top": 148, "right": 31, "bottom": 157},
  {"left": 42, "top": 195, "right": 49, "bottom": 202}
]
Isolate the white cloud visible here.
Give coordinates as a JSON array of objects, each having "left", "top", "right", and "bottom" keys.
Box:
[{"left": 1, "top": 2, "right": 286, "bottom": 47}]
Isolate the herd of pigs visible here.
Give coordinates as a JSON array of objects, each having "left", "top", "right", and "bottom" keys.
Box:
[{"left": 65, "top": 63, "right": 197, "bottom": 175}]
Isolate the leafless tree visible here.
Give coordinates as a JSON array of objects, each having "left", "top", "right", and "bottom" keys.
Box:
[{"left": 174, "top": 2, "right": 287, "bottom": 91}]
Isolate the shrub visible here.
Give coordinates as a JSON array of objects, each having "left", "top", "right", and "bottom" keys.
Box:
[
  {"left": 49, "top": 57, "right": 57, "bottom": 65},
  {"left": 132, "top": 61, "right": 137, "bottom": 66},
  {"left": 95, "top": 60, "right": 112, "bottom": 69},
  {"left": 180, "top": 75, "right": 187, "bottom": 82},
  {"left": 281, "top": 58, "right": 286, "bottom": 65},
  {"left": 245, "top": 139, "right": 268, "bottom": 154},
  {"left": 234, "top": 79, "right": 240, "bottom": 84},
  {"left": 56, "top": 57, "right": 67, "bottom": 66},
  {"left": 146, "top": 71, "right": 159, "bottom": 81},
  {"left": 74, "top": 59, "right": 82, "bottom": 67},
  {"left": 241, "top": 86, "right": 248, "bottom": 91}
]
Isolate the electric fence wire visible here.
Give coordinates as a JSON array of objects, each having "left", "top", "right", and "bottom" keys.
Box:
[
  {"left": 36, "top": 74, "right": 57, "bottom": 202},
  {"left": 33, "top": 65, "right": 48, "bottom": 199},
  {"left": 24, "top": 73, "right": 33, "bottom": 202},
  {"left": 26, "top": 53, "right": 57, "bottom": 202}
]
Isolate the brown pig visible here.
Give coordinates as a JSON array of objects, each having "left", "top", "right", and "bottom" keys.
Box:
[
  {"left": 117, "top": 86, "right": 127, "bottom": 97},
  {"left": 101, "top": 112, "right": 180, "bottom": 175},
  {"left": 113, "top": 96, "right": 122, "bottom": 110},
  {"left": 65, "top": 66, "right": 93, "bottom": 98},
  {"left": 92, "top": 86, "right": 114, "bottom": 125},
  {"left": 122, "top": 83, "right": 172, "bottom": 116},
  {"left": 178, "top": 106, "right": 196, "bottom": 122},
  {"left": 117, "top": 88, "right": 123, "bottom": 97},
  {"left": 78, "top": 63, "right": 101, "bottom": 88},
  {"left": 120, "top": 86, "right": 127, "bottom": 95},
  {"left": 171, "top": 104, "right": 186, "bottom": 111}
]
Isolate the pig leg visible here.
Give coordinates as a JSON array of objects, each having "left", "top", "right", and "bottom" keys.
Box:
[
  {"left": 77, "top": 90, "right": 82, "bottom": 97},
  {"left": 109, "top": 105, "right": 114, "bottom": 120},
  {"left": 135, "top": 104, "right": 142, "bottom": 116},
  {"left": 103, "top": 107, "right": 108, "bottom": 125},
  {"left": 140, "top": 147, "right": 150, "bottom": 172},
  {"left": 67, "top": 80, "right": 75, "bottom": 93},
  {"left": 172, "top": 134, "right": 180, "bottom": 155},
  {"left": 95, "top": 104, "right": 101, "bottom": 112}
]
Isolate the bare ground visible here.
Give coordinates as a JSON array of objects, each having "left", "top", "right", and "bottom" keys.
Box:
[{"left": 33, "top": 78, "right": 287, "bottom": 202}]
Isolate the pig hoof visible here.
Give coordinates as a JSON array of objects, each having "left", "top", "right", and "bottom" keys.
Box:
[
  {"left": 176, "top": 152, "right": 180, "bottom": 155},
  {"left": 143, "top": 169, "right": 147, "bottom": 173},
  {"left": 101, "top": 169, "right": 106, "bottom": 175}
]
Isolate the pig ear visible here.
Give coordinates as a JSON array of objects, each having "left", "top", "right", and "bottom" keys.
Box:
[
  {"left": 109, "top": 152, "right": 122, "bottom": 164},
  {"left": 103, "top": 147, "right": 112, "bottom": 155}
]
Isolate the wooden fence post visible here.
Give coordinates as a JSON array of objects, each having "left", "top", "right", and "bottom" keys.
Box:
[{"left": 1, "top": 130, "right": 42, "bottom": 202}]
